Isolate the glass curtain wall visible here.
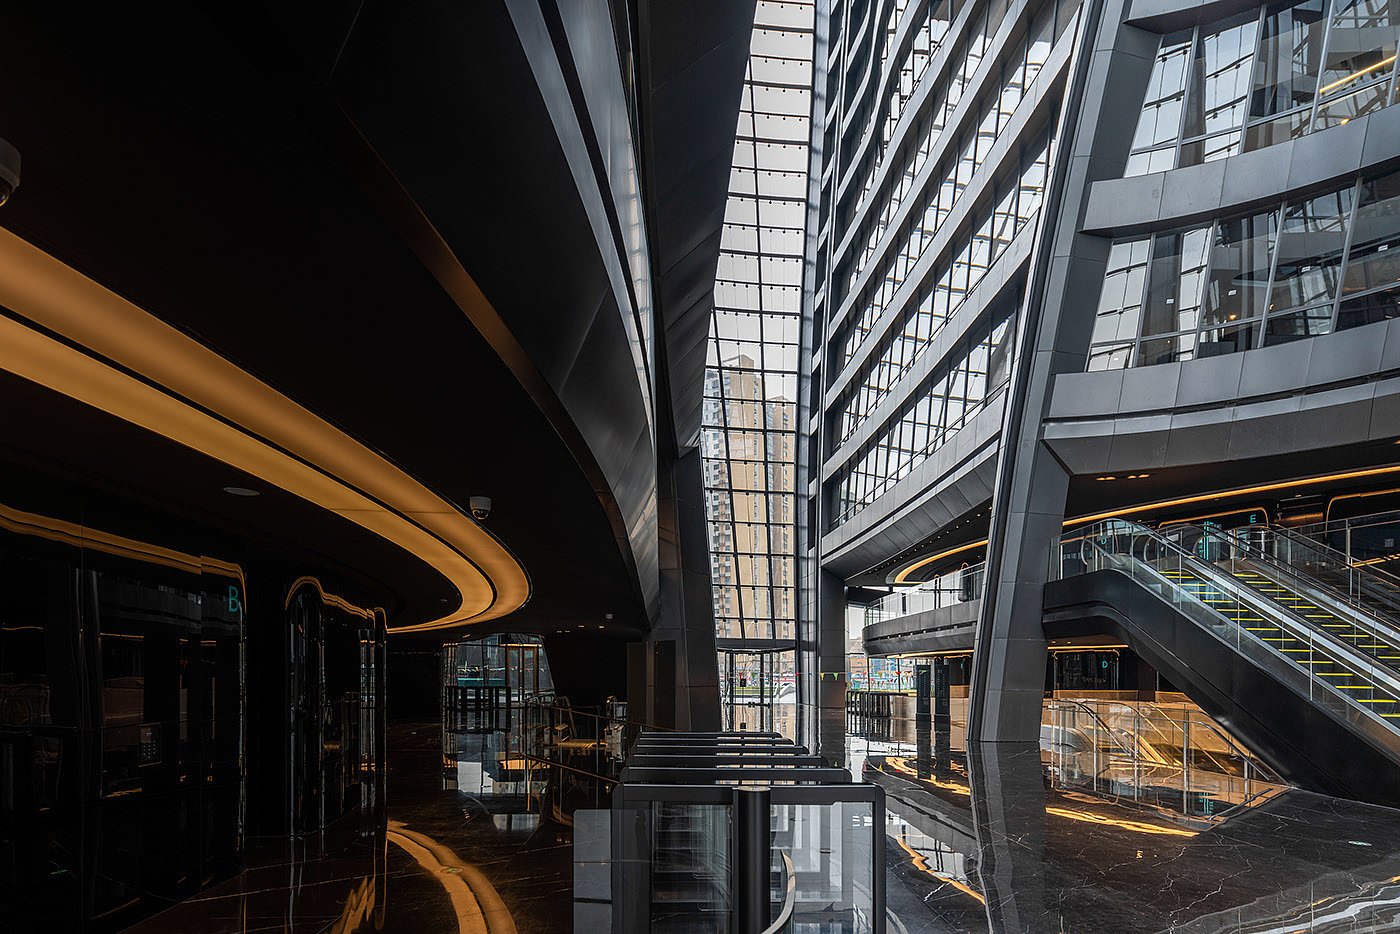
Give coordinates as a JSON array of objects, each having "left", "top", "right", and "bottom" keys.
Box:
[
  {"left": 1087, "top": 164, "right": 1400, "bottom": 368},
  {"left": 1124, "top": 0, "right": 1400, "bottom": 176},
  {"left": 702, "top": 0, "right": 814, "bottom": 739}
]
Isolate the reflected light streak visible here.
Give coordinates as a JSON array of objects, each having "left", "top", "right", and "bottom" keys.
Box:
[
  {"left": 386, "top": 821, "right": 518, "bottom": 934},
  {"left": 0, "top": 228, "right": 528, "bottom": 632},
  {"left": 895, "top": 834, "right": 985, "bottom": 904},
  {"left": 1318, "top": 55, "right": 1397, "bottom": 94},
  {"left": 285, "top": 576, "right": 378, "bottom": 621},
  {"left": 0, "top": 498, "right": 245, "bottom": 593},
  {"left": 881, "top": 756, "right": 970, "bottom": 795},
  {"left": 893, "top": 464, "right": 1400, "bottom": 582},
  {"left": 1043, "top": 805, "right": 1197, "bottom": 837}
]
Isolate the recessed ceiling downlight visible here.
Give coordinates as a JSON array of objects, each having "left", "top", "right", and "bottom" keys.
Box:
[{"left": 223, "top": 486, "right": 260, "bottom": 497}]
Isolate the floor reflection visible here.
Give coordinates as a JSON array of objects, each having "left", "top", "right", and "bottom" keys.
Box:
[
  {"left": 122, "top": 716, "right": 571, "bottom": 933},
  {"left": 848, "top": 706, "right": 1400, "bottom": 933}
]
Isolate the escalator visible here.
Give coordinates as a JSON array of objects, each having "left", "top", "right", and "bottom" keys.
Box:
[
  {"left": 1157, "top": 525, "right": 1400, "bottom": 722},
  {"left": 1045, "top": 520, "right": 1400, "bottom": 806},
  {"left": 1233, "top": 522, "right": 1400, "bottom": 634}
]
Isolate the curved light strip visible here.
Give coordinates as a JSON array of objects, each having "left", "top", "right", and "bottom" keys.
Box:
[
  {"left": 892, "top": 463, "right": 1400, "bottom": 582},
  {"left": 286, "top": 575, "right": 379, "bottom": 622},
  {"left": 0, "top": 228, "right": 529, "bottom": 631}
]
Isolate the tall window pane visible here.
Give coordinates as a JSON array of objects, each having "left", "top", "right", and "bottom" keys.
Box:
[
  {"left": 1138, "top": 227, "right": 1210, "bottom": 364},
  {"left": 1269, "top": 186, "right": 1355, "bottom": 314},
  {"left": 1180, "top": 13, "right": 1260, "bottom": 164},
  {"left": 1250, "top": 0, "right": 1328, "bottom": 125}
]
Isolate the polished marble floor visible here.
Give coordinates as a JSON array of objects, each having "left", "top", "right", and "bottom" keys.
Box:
[
  {"left": 124, "top": 717, "right": 573, "bottom": 933},
  {"left": 119, "top": 708, "right": 1400, "bottom": 933},
  {"left": 850, "top": 712, "right": 1400, "bottom": 934}
]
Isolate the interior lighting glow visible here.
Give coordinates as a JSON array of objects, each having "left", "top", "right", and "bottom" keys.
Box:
[
  {"left": 1318, "top": 55, "right": 1397, "bottom": 94},
  {"left": 894, "top": 463, "right": 1400, "bottom": 581},
  {"left": 0, "top": 228, "right": 528, "bottom": 633}
]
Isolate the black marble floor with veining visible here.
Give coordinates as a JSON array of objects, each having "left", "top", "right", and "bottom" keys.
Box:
[
  {"left": 122, "top": 717, "right": 572, "bottom": 933},
  {"left": 118, "top": 705, "right": 1400, "bottom": 932},
  {"left": 851, "top": 713, "right": 1400, "bottom": 934}
]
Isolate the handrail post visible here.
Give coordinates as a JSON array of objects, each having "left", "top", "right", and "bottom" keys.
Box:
[
  {"left": 1182, "top": 716, "right": 1190, "bottom": 815},
  {"left": 735, "top": 786, "right": 772, "bottom": 934}
]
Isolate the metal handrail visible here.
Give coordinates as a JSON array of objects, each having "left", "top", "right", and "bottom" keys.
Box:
[
  {"left": 1217, "top": 526, "right": 1400, "bottom": 653},
  {"left": 1273, "top": 521, "right": 1400, "bottom": 587},
  {"left": 1239, "top": 523, "right": 1400, "bottom": 599},
  {"left": 1150, "top": 525, "right": 1400, "bottom": 700},
  {"left": 525, "top": 699, "right": 677, "bottom": 734},
  {"left": 1047, "top": 696, "right": 1283, "bottom": 785},
  {"left": 761, "top": 853, "right": 797, "bottom": 934},
  {"left": 1045, "top": 697, "right": 1134, "bottom": 763},
  {"left": 1082, "top": 521, "right": 1400, "bottom": 702},
  {"left": 1063, "top": 521, "right": 1400, "bottom": 745}
]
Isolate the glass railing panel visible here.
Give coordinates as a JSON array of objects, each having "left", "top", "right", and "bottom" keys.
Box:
[
  {"left": 772, "top": 800, "right": 877, "bottom": 934},
  {"left": 650, "top": 802, "right": 733, "bottom": 930},
  {"left": 1043, "top": 697, "right": 1287, "bottom": 819},
  {"left": 864, "top": 563, "right": 986, "bottom": 624}
]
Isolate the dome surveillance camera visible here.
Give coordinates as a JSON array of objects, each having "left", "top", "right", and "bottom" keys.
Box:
[
  {"left": 0, "top": 137, "right": 21, "bottom": 206},
  {"left": 468, "top": 495, "right": 492, "bottom": 521}
]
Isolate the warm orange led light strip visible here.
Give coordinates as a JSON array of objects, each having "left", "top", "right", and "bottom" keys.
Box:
[
  {"left": 285, "top": 576, "right": 378, "bottom": 622},
  {"left": 1318, "top": 55, "right": 1397, "bottom": 95},
  {"left": 892, "top": 463, "right": 1400, "bottom": 582},
  {"left": 0, "top": 228, "right": 528, "bottom": 632},
  {"left": 896, "top": 834, "right": 986, "bottom": 904},
  {"left": 1044, "top": 805, "right": 1197, "bottom": 837},
  {"left": 0, "top": 498, "right": 245, "bottom": 591}
]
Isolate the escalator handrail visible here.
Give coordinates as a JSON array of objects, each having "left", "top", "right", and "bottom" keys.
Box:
[
  {"left": 1107, "top": 524, "right": 1400, "bottom": 694},
  {"left": 1255, "top": 523, "right": 1400, "bottom": 606},
  {"left": 1215, "top": 526, "right": 1400, "bottom": 653},
  {"left": 1076, "top": 523, "right": 1400, "bottom": 714},
  {"left": 1277, "top": 518, "right": 1400, "bottom": 586},
  {"left": 1044, "top": 697, "right": 1138, "bottom": 774}
]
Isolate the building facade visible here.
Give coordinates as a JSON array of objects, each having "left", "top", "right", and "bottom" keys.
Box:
[{"left": 801, "top": 0, "right": 1400, "bottom": 763}]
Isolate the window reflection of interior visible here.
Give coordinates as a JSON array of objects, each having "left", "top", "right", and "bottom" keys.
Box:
[
  {"left": 1125, "top": 0, "right": 1400, "bottom": 177},
  {"left": 1088, "top": 166, "right": 1400, "bottom": 370}
]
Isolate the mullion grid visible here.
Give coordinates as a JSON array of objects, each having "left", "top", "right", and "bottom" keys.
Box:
[
  {"left": 832, "top": 6, "right": 1061, "bottom": 371},
  {"left": 702, "top": 1, "right": 811, "bottom": 648},
  {"left": 1129, "top": 0, "right": 1400, "bottom": 176},
  {"left": 1088, "top": 176, "right": 1375, "bottom": 367},
  {"left": 833, "top": 133, "right": 1049, "bottom": 442},
  {"left": 832, "top": 306, "right": 1012, "bottom": 525}
]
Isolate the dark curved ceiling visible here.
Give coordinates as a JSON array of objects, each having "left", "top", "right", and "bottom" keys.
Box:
[{"left": 0, "top": 2, "right": 652, "bottom": 641}]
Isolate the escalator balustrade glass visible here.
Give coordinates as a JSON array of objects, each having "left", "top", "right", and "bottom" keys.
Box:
[{"left": 1056, "top": 521, "right": 1400, "bottom": 725}]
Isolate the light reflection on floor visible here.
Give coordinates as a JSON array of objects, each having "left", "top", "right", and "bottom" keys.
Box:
[
  {"left": 122, "top": 715, "right": 571, "bottom": 934},
  {"left": 852, "top": 706, "right": 1400, "bottom": 933}
]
